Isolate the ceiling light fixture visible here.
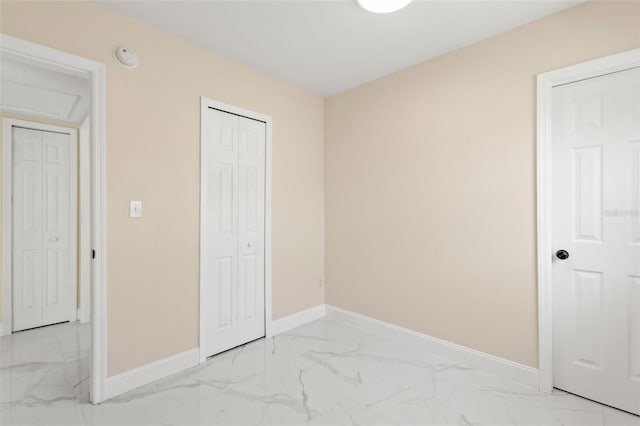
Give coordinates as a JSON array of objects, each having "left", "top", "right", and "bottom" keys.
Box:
[{"left": 357, "top": 0, "right": 413, "bottom": 14}]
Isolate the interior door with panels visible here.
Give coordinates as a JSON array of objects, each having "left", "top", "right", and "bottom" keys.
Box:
[
  {"left": 202, "top": 109, "right": 239, "bottom": 357},
  {"left": 12, "top": 126, "right": 73, "bottom": 331},
  {"left": 12, "top": 127, "right": 44, "bottom": 331},
  {"left": 237, "top": 117, "right": 266, "bottom": 345},
  {"left": 201, "top": 106, "right": 266, "bottom": 358},
  {"left": 552, "top": 67, "right": 640, "bottom": 415}
]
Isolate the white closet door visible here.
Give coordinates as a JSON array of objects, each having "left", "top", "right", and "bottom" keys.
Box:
[
  {"left": 41, "top": 130, "right": 72, "bottom": 326},
  {"left": 202, "top": 109, "right": 240, "bottom": 356},
  {"left": 237, "top": 118, "right": 265, "bottom": 344},
  {"left": 202, "top": 107, "right": 266, "bottom": 358},
  {"left": 12, "top": 127, "right": 71, "bottom": 331},
  {"left": 552, "top": 67, "right": 640, "bottom": 415},
  {"left": 12, "top": 127, "right": 44, "bottom": 331}
]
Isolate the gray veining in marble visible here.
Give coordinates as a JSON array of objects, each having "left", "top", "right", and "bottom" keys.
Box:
[{"left": 1, "top": 313, "right": 639, "bottom": 426}]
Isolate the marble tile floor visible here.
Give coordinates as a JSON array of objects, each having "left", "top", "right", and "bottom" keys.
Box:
[
  {"left": 1, "top": 313, "right": 639, "bottom": 426},
  {"left": 1, "top": 320, "right": 91, "bottom": 425}
]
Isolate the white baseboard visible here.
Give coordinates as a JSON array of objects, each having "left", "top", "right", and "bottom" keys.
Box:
[
  {"left": 101, "top": 303, "right": 537, "bottom": 402},
  {"left": 104, "top": 348, "right": 199, "bottom": 400},
  {"left": 267, "top": 304, "right": 326, "bottom": 337},
  {"left": 325, "top": 305, "right": 539, "bottom": 389},
  {"left": 103, "top": 304, "right": 324, "bottom": 400}
]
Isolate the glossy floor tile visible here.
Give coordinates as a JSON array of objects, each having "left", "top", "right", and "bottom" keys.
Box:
[
  {"left": 1, "top": 314, "right": 639, "bottom": 425},
  {"left": 0, "top": 321, "right": 90, "bottom": 426}
]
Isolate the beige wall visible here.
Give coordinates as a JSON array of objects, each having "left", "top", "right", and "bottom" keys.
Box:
[
  {"left": 3, "top": 0, "right": 637, "bottom": 377},
  {"left": 324, "top": 0, "right": 640, "bottom": 368},
  {"left": 0, "top": 113, "right": 82, "bottom": 320},
  {"left": 0, "top": 1, "right": 325, "bottom": 376}
]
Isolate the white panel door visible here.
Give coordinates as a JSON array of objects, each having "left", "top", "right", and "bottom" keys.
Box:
[
  {"left": 552, "top": 67, "right": 640, "bottom": 415},
  {"left": 13, "top": 127, "right": 72, "bottom": 331},
  {"left": 237, "top": 117, "right": 265, "bottom": 345},
  {"left": 202, "top": 107, "right": 266, "bottom": 358}
]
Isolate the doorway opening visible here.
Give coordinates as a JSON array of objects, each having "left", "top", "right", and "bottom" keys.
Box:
[{"left": 0, "top": 34, "right": 107, "bottom": 404}]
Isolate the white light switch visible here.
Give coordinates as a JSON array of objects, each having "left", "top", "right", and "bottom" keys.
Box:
[{"left": 129, "top": 200, "right": 142, "bottom": 218}]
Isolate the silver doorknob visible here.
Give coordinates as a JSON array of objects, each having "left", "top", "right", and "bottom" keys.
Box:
[
  {"left": 50, "top": 237, "right": 59, "bottom": 242},
  {"left": 247, "top": 242, "right": 252, "bottom": 248}
]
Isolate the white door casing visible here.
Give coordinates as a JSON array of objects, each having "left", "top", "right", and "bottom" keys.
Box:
[
  {"left": 200, "top": 100, "right": 268, "bottom": 360},
  {"left": 551, "top": 67, "right": 640, "bottom": 414},
  {"left": 11, "top": 124, "right": 77, "bottom": 332},
  {"left": 1, "top": 34, "right": 107, "bottom": 404},
  {"left": 78, "top": 118, "right": 91, "bottom": 324}
]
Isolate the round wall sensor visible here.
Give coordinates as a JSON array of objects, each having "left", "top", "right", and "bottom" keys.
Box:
[{"left": 114, "top": 47, "right": 139, "bottom": 68}]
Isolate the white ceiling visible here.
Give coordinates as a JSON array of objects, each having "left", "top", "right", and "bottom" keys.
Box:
[
  {"left": 99, "top": 0, "right": 584, "bottom": 97},
  {"left": 0, "top": 53, "right": 90, "bottom": 124}
]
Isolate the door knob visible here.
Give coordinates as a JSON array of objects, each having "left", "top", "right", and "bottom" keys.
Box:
[
  {"left": 247, "top": 242, "right": 252, "bottom": 248},
  {"left": 50, "top": 237, "right": 59, "bottom": 242},
  {"left": 556, "top": 249, "right": 570, "bottom": 260}
]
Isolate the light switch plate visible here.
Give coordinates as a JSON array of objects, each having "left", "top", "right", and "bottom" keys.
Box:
[{"left": 129, "top": 200, "right": 142, "bottom": 218}]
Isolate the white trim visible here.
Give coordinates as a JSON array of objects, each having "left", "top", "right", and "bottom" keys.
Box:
[
  {"left": 0, "top": 119, "right": 13, "bottom": 336},
  {"left": 91, "top": 53, "right": 108, "bottom": 405},
  {"left": 326, "top": 305, "right": 539, "bottom": 389},
  {"left": 0, "top": 33, "right": 108, "bottom": 404},
  {"left": 104, "top": 348, "right": 199, "bottom": 400},
  {"left": 199, "top": 97, "right": 273, "bottom": 364},
  {"left": 264, "top": 117, "right": 273, "bottom": 340},
  {"left": 78, "top": 118, "right": 91, "bottom": 324},
  {"left": 1, "top": 121, "right": 12, "bottom": 337},
  {"left": 1, "top": 119, "right": 78, "bottom": 333},
  {"left": 268, "top": 304, "right": 326, "bottom": 336},
  {"left": 69, "top": 125, "right": 79, "bottom": 323},
  {"left": 536, "top": 48, "right": 640, "bottom": 394}
]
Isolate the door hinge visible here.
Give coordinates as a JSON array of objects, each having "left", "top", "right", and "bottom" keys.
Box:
[{"left": 92, "top": 249, "right": 96, "bottom": 259}]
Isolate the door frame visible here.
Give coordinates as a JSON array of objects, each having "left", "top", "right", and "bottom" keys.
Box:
[
  {"left": 78, "top": 118, "right": 91, "bottom": 324},
  {"left": 199, "top": 97, "right": 273, "bottom": 364},
  {"left": 0, "top": 34, "right": 108, "bottom": 404},
  {"left": 2, "top": 118, "right": 79, "bottom": 330},
  {"left": 536, "top": 48, "right": 640, "bottom": 393}
]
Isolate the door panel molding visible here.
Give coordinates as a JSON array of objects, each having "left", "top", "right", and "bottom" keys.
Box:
[
  {"left": 199, "top": 97, "right": 273, "bottom": 364},
  {"left": 536, "top": 48, "right": 640, "bottom": 395}
]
